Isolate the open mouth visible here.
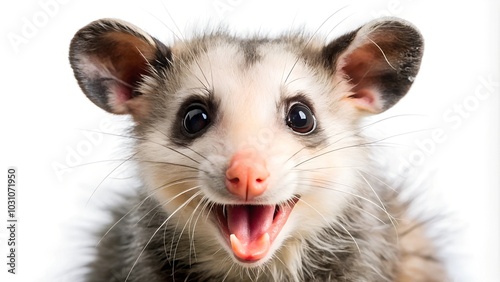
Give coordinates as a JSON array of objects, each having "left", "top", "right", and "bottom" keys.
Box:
[{"left": 214, "top": 197, "right": 299, "bottom": 263}]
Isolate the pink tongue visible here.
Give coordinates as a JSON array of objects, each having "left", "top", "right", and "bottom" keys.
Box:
[{"left": 226, "top": 205, "right": 275, "bottom": 261}]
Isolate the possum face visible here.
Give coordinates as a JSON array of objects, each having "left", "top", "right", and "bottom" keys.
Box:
[{"left": 70, "top": 18, "right": 422, "bottom": 269}]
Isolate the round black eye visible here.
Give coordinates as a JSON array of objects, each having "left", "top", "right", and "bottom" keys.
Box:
[
  {"left": 286, "top": 103, "right": 316, "bottom": 135},
  {"left": 183, "top": 104, "right": 211, "bottom": 135}
]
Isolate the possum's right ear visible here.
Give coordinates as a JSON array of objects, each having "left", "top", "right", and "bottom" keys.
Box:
[{"left": 69, "top": 19, "right": 171, "bottom": 119}]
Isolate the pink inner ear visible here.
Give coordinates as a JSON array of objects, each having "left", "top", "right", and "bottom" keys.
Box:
[
  {"left": 115, "top": 84, "right": 133, "bottom": 104},
  {"left": 338, "top": 43, "right": 387, "bottom": 114},
  {"left": 347, "top": 89, "right": 383, "bottom": 113},
  {"left": 104, "top": 55, "right": 147, "bottom": 114},
  {"left": 108, "top": 84, "right": 134, "bottom": 114}
]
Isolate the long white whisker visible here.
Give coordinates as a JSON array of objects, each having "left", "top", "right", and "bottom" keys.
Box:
[
  {"left": 367, "top": 38, "right": 396, "bottom": 70},
  {"left": 134, "top": 185, "right": 201, "bottom": 227},
  {"left": 282, "top": 114, "right": 424, "bottom": 168},
  {"left": 190, "top": 198, "right": 212, "bottom": 263},
  {"left": 296, "top": 178, "right": 392, "bottom": 219},
  {"left": 283, "top": 6, "right": 350, "bottom": 84},
  {"left": 173, "top": 196, "right": 204, "bottom": 266},
  {"left": 294, "top": 127, "right": 435, "bottom": 168},
  {"left": 149, "top": 124, "right": 214, "bottom": 165},
  {"left": 356, "top": 170, "right": 398, "bottom": 238},
  {"left": 96, "top": 176, "right": 199, "bottom": 246},
  {"left": 125, "top": 190, "right": 203, "bottom": 282},
  {"left": 299, "top": 198, "right": 360, "bottom": 254},
  {"left": 85, "top": 152, "right": 137, "bottom": 206}
]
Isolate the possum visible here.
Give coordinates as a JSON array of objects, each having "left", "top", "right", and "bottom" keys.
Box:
[{"left": 69, "top": 17, "right": 449, "bottom": 281}]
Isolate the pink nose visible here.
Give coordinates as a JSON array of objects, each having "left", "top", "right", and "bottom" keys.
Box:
[{"left": 225, "top": 150, "right": 269, "bottom": 201}]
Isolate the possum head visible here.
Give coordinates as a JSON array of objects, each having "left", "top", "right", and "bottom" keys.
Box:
[{"left": 70, "top": 17, "right": 423, "bottom": 274}]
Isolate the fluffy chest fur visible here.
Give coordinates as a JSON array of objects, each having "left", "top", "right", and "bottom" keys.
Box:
[{"left": 69, "top": 17, "right": 447, "bottom": 281}]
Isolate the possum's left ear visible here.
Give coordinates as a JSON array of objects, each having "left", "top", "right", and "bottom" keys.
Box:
[
  {"left": 323, "top": 18, "right": 423, "bottom": 113},
  {"left": 69, "top": 19, "right": 171, "bottom": 119}
]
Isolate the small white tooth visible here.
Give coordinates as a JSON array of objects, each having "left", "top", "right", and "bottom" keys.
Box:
[
  {"left": 230, "top": 233, "right": 270, "bottom": 261},
  {"left": 230, "top": 234, "right": 244, "bottom": 256},
  {"left": 223, "top": 206, "right": 227, "bottom": 218}
]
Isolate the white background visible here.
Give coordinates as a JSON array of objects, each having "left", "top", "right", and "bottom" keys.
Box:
[{"left": 1, "top": 0, "right": 499, "bottom": 281}]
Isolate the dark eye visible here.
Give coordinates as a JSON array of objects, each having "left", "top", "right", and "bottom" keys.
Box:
[
  {"left": 286, "top": 103, "right": 316, "bottom": 135},
  {"left": 183, "top": 104, "right": 211, "bottom": 135}
]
